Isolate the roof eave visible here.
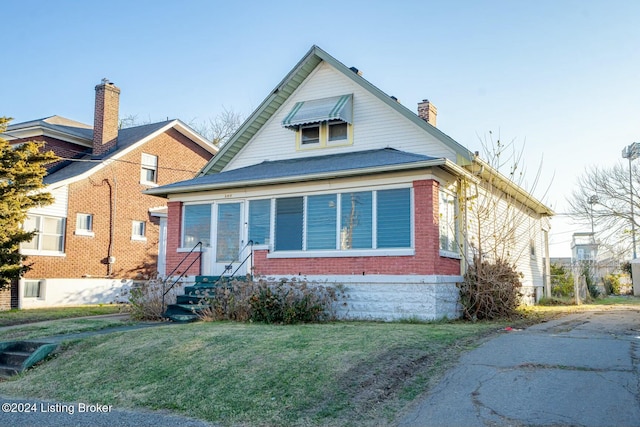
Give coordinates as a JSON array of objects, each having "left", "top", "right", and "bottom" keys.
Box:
[
  {"left": 467, "top": 157, "right": 555, "bottom": 217},
  {"left": 146, "top": 158, "right": 478, "bottom": 199}
]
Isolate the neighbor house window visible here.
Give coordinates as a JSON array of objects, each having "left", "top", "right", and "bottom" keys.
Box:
[
  {"left": 21, "top": 215, "right": 65, "bottom": 254},
  {"left": 141, "top": 153, "right": 158, "bottom": 185},
  {"left": 182, "top": 204, "right": 211, "bottom": 248},
  {"left": 266, "top": 188, "right": 412, "bottom": 253},
  {"left": 439, "top": 189, "right": 458, "bottom": 254},
  {"left": 131, "top": 220, "right": 146, "bottom": 241},
  {"left": 248, "top": 199, "right": 271, "bottom": 245},
  {"left": 23, "top": 280, "right": 42, "bottom": 298},
  {"left": 75, "top": 213, "right": 94, "bottom": 236}
]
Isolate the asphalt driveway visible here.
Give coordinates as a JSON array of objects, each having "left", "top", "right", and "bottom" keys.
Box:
[{"left": 398, "top": 306, "right": 640, "bottom": 427}]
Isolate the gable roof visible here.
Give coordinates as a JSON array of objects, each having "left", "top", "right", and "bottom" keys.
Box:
[
  {"left": 146, "top": 148, "right": 474, "bottom": 197},
  {"left": 199, "top": 45, "right": 475, "bottom": 176},
  {"left": 38, "top": 119, "right": 216, "bottom": 188},
  {"left": 4, "top": 115, "right": 94, "bottom": 146}
]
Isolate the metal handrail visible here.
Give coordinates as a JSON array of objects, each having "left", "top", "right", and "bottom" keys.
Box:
[
  {"left": 161, "top": 241, "right": 203, "bottom": 314},
  {"left": 216, "top": 240, "right": 254, "bottom": 285}
]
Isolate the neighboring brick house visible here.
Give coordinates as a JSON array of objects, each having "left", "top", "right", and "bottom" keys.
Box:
[
  {"left": 2, "top": 79, "right": 217, "bottom": 309},
  {"left": 147, "top": 46, "right": 554, "bottom": 321}
]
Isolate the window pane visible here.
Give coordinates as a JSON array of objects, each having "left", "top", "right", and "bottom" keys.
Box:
[
  {"left": 42, "top": 234, "right": 62, "bottom": 251},
  {"left": 142, "top": 167, "right": 156, "bottom": 183},
  {"left": 340, "top": 192, "right": 372, "bottom": 249},
  {"left": 132, "top": 221, "right": 145, "bottom": 237},
  {"left": 377, "top": 188, "right": 411, "bottom": 248},
  {"left": 216, "top": 203, "right": 241, "bottom": 262},
  {"left": 439, "top": 190, "right": 457, "bottom": 252},
  {"left": 24, "top": 281, "right": 41, "bottom": 298},
  {"left": 43, "top": 217, "right": 62, "bottom": 234},
  {"left": 183, "top": 204, "right": 211, "bottom": 247},
  {"left": 249, "top": 199, "right": 271, "bottom": 245},
  {"left": 301, "top": 126, "right": 320, "bottom": 144},
  {"left": 141, "top": 153, "right": 157, "bottom": 167},
  {"left": 307, "top": 194, "right": 337, "bottom": 250},
  {"left": 275, "top": 197, "right": 303, "bottom": 251},
  {"left": 77, "top": 213, "right": 92, "bottom": 231},
  {"left": 328, "top": 122, "right": 348, "bottom": 142}
]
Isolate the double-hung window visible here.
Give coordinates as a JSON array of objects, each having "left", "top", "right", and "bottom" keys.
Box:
[
  {"left": 141, "top": 153, "right": 158, "bottom": 185},
  {"left": 21, "top": 215, "right": 65, "bottom": 254}
]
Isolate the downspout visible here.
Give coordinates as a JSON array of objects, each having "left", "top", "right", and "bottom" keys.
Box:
[{"left": 103, "top": 175, "right": 117, "bottom": 277}]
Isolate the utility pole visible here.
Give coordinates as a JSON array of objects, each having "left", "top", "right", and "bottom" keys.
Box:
[{"left": 622, "top": 142, "right": 639, "bottom": 259}]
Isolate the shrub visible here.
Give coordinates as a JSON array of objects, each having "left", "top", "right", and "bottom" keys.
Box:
[
  {"left": 550, "top": 263, "right": 574, "bottom": 297},
  {"left": 458, "top": 257, "right": 523, "bottom": 321},
  {"left": 121, "top": 276, "right": 183, "bottom": 321},
  {"left": 198, "top": 277, "right": 342, "bottom": 324},
  {"left": 603, "top": 274, "right": 623, "bottom": 295}
]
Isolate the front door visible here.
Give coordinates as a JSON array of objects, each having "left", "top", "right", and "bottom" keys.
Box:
[{"left": 213, "top": 202, "right": 245, "bottom": 276}]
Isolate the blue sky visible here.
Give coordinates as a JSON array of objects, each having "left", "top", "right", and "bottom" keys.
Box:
[{"left": 3, "top": 0, "right": 640, "bottom": 257}]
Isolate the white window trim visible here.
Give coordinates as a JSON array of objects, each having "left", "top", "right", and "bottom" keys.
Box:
[
  {"left": 131, "top": 221, "right": 147, "bottom": 242},
  {"left": 21, "top": 215, "right": 66, "bottom": 256},
  {"left": 267, "top": 248, "right": 415, "bottom": 259},
  {"left": 75, "top": 213, "right": 94, "bottom": 237},
  {"left": 140, "top": 153, "right": 158, "bottom": 186}
]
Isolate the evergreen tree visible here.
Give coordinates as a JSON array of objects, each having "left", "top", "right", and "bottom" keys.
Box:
[{"left": 0, "top": 117, "right": 58, "bottom": 286}]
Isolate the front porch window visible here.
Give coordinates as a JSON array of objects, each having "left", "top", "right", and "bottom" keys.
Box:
[
  {"left": 263, "top": 187, "right": 412, "bottom": 254},
  {"left": 183, "top": 204, "right": 211, "bottom": 248}
]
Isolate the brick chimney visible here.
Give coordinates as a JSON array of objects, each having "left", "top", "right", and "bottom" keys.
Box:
[
  {"left": 417, "top": 99, "right": 437, "bottom": 127},
  {"left": 93, "top": 78, "right": 120, "bottom": 156}
]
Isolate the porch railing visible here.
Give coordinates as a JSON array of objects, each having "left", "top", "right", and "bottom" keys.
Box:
[{"left": 161, "top": 241, "right": 202, "bottom": 315}]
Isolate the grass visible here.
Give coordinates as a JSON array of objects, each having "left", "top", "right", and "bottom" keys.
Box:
[
  {"left": 0, "top": 297, "right": 637, "bottom": 426},
  {"left": 0, "top": 305, "right": 122, "bottom": 327},
  {"left": 0, "top": 317, "right": 135, "bottom": 341},
  {"left": 0, "top": 320, "right": 511, "bottom": 426}
]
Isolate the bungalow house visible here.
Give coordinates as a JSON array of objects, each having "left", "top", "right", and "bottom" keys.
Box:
[
  {"left": 146, "top": 46, "right": 553, "bottom": 320},
  {"left": 1, "top": 79, "right": 217, "bottom": 309}
]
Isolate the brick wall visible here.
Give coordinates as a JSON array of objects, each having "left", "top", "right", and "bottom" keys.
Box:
[
  {"left": 0, "top": 285, "right": 11, "bottom": 311},
  {"left": 24, "top": 128, "right": 212, "bottom": 280}
]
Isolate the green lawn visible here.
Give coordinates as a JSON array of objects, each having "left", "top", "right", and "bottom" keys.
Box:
[
  {"left": 0, "top": 320, "right": 510, "bottom": 426},
  {"left": 0, "top": 305, "right": 121, "bottom": 327},
  {"left": 0, "top": 317, "right": 134, "bottom": 341}
]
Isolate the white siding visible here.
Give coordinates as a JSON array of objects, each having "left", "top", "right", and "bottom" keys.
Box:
[
  {"left": 225, "top": 62, "right": 458, "bottom": 171},
  {"left": 28, "top": 185, "right": 69, "bottom": 218},
  {"left": 464, "top": 181, "right": 546, "bottom": 301}
]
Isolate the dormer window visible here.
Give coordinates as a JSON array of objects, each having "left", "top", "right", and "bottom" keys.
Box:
[
  {"left": 282, "top": 94, "right": 353, "bottom": 150},
  {"left": 301, "top": 125, "right": 320, "bottom": 145}
]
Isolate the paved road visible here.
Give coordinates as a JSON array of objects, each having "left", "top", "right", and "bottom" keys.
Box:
[{"left": 398, "top": 307, "right": 640, "bottom": 427}]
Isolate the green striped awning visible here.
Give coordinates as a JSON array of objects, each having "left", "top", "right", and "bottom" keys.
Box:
[{"left": 282, "top": 94, "right": 353, "bottom": 129}]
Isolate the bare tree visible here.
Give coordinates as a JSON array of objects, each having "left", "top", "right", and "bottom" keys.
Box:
[
  {"left": 190, "top": 107, "right": 244, "bottom": 148},
  {"left": 568, "top": 161, "right": 640, "bottom": 259}
]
